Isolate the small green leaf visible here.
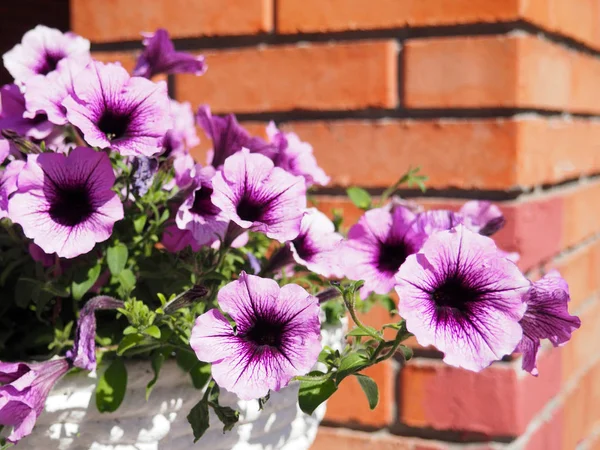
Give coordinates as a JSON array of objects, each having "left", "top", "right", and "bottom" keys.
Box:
[
  {"left": 298, "top": 373, "right": 337, "bottom": 415},
  {"left": 107, "top": 244, "right": 128, "bottom": 276},
  {"left": 133, "top": 215, "right": 147, "bottom": 234},
  {"left": 346, "top": 327, "right": 380, "bottom": 338},
  {"left": 190, "top": 362, "right": 212, "bottom": 390},
  {"left": 15, "top": 278, "right": 40, "bottom": 308},
  {"left": 146, "top": 351, "right": 166, "bottom": 400},
  {"left": 355, "top": 374, "right": 379, "bottom": 410},
  {"left": 117, "top": 334, "right": 144, "bottom": 355},
  {"left": 187, "top": 398, "right": 210, "bottom": 442},
  {"left": 122, "top": 326, "right": 138, "bottom": 335},
  {"left": 210, "top": 403, "right": 239, "bottom": 432},
  {"left": 118, "top": 269, "right": 136, "bottom": 292},
  {"left": 96, "top": 358, "right": 127, "bottom": 413},
  {"left": 142, "top": 325, "right": 161, "bottom": 339},
  {"left": 336, "top": 353, "right": 370, "bottom": 383},
  {"left": 346, "top": 187, "right": 371, "bottom": 210},
  {"left": 399, "top": 345, "right": 413, "bottom": 361},
  {"left": 71, "top": 264, "right": 102, "bottom": 301}
]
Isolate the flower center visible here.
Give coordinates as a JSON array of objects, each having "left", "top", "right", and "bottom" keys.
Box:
[
  {"left": 245, "top": 319, "right": 284, "bottom": 348},
  {"left": 190, "top": 185, "right": 220, "bottom": 217},
  {"left": 38, "top": 52, "right": 64, "bottom": 75},
  {"left": 236, "top": 195, "right": 265, "bottom": 223},
  {"left": 432, "top": 275, "right": 480, "bottom": 310},
  {"left": 97, "top": 110, "right": 131, "bottom": 141},
  {"left": 48, "top": 184, "right": 94, "bottom": 227},
  {"left": 377, "top": 241, "right": 408, "bottom": 274},
  {"left": 292, "top": 234, "right": 317, "bottom": 260}
]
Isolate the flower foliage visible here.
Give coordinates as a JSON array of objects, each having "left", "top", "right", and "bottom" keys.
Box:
[{"left": 0, "top": 25, "right": 581, "bottom": 446}]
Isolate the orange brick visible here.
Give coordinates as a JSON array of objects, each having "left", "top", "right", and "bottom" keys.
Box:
[
  {"left": 91, "top": 51, "right": 138, "bottom": 74},
  {"left": 404, "top": 35, "right": 600, "bottom": 113},
  {"left": 276, "top": 0, "right": 521, "bottom": 34},
  {"left": 324, "top": 361, "right": 394, "bottom": 428},
  {"left": 70, "top": 0, "right": 273, "bottom": 42},
  {"left": 311, "top": 427, "right": 450, "bottom": 450},
  {"left": 174, "top": 41, "right": 398, "bottom": 113},
  {"left": 276, "top": 118, "right": 600, "bottom": 190}
]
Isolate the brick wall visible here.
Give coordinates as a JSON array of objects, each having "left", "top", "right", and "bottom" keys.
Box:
[{"left": 68, "top": 1, "right": 600, "bottom": 449}]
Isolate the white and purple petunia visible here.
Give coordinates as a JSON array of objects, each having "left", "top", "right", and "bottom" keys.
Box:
[
  {"left": 197, "top": 105, "right": 276, "bottom": 168},
  {"left": 133, "top": 29, "right": 206, "bottom": 79},
  {"left": 266, "top": 122, "right": 329, "bottom": 187},
  {"left": 395, "top": 225, "right": 530, "bottom": 372},
  {"left": 416, "top": 201, "right": 505, "bottom": 237},
  {"left": 0, "top": 160, "right": 25, "bottom": 219},
  {"left": 23, "top": 58, "right": 88, "bottom": 126},
  {"left": 344, "top": 205, "right": 425, "bottom": 297},
  {"left": 211, "top": 149, "right": 306, "bottom": 242},
  {"left": 2, "top": 25, "right": 90, "bottom": 84},
  {"left": 176, "top": 168, "right": 228, "bottom": 246},
  {"left": 161, "top": 100, "right": 200, "bottom": 158},
  {"left": 8, "top": 147, "right": 124, "bottom": 258},
  {"left": 62, "top": 61, "right": 172, "bottom": 157},
  {"left": 0, "top": 84, "right": 53, "bottom": 140},
  {"left": 0, "top": 359, "right": 70, "bottom": 443},
  {"left": 289, "top": 208, "right": 343, "bottom": 277},
  {"left": 516, "top": 270, "right": 580, "bottom": 376},
  {"left": 190, "top": 272, "right": 321, "bottom": 400}
]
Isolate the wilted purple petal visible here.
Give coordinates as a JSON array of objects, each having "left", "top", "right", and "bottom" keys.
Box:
[
  {"left": 460, "top": 200, "right": 505, "bottom": 236},
  {"left": 133, "top": 29, "right": 206, "bottom": 79}
]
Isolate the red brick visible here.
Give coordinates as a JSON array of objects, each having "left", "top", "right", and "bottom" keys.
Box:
[
  {"left": 311, "top": 427, "right": 450, "bottom": 450},
  {"left": 70, "top": 0, "right": 272, "bottom": 42},
  {"left": 276, "top": 0, "right": 521, "bottom": 34},
  {"left": 275, "top": 118, "right": 600, "bottom": 190},
  {"left": 174, "top": 41, "right": 398, "bottom": 113},
  {"left": 399, "top": 352, "right": 562, "bottom": 436},
  {"left": 404, "top": 35, "right": 600, "bottom": 113},
  {"left": 324, "top": 361, "right": 394, "bottom": 428},
  {"left": 524, "top": 406, "right": 564, "bottom": 450}
]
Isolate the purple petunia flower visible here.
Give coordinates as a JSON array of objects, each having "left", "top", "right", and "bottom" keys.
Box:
[
  {"left": 176, "top": 169, "right": 228, "bottom": 246},
  {"left": 197, "top": 105, "right": 276, "bottom": 168},
  {"left": 266, "top": 122, "right": 329, "bottom": 187},
  {"left": 0, "top": 84, "right": 53, "bottom": 140},
  {"left": 133, "top": 29, "right": 206, "bottom": 79},
  {"left": 161, "top": 100, "right": 199, "bottom": 158},
  {"left": 2, "top": 25, "right": 90, "bottom": 84},
  {"left": 516, "top": 270, "right": 581, "bottom": 376},
  {"left": 211, "top": 149, "right": 306, "bottom": 243},
  {"left": 8, "top": 147, "right": 124, "bottom": 259},
  {"left": 289, "top": 208, "right": 343, "bottom": 277},
  {"left": 66, "top": 296, "right": 125, "bottom": 371},
  {"left": 190, "top": 272, "right": 321, "bottom": 400},
  {"left": 459, "top": 200, "right": 505, "bottom": 236},
  {"left": 161, "top": 223, "right": 202, "bottom": 253},
  {"left": 23, "top": 59, "right": 87, "bottom": 126},
  {"left": 0, "top": 160, "right": 25, "bottom": 219},
  {"left": 344, "top": 205, "right": 425, "bottom": 297},
  {"left": 0, "top": 359, "right": 70, "bottom": 443},
  {"left": 62, "top": 61, "right": 172, "bottom": 157},
  {"left": 28, "top": 243, "right": 56, "bottom": 268},
  {"left": 395, "top": 225, "right": 530, "bottom": 371}
]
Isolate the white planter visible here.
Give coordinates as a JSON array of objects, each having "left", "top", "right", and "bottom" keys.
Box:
[{"left": 20, "top": 320, "right": 347, "bottom": 450}]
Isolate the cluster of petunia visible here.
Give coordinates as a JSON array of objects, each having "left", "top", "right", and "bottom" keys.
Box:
[{"left": 0, "top": 25, "right": 581, "bottom": 445}]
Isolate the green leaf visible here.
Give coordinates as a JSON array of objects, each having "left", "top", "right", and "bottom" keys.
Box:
[
  {"left": 210, "top": 403, "right": 239, "bottom": 432},
  {"left": 142, "top": 325, "right": 161, "bottom": 339},
  {"left": 107, "top": 244, "right": 128, "bottom": 276},
  {"left": 355, "top": 374, "right": 379, "bottom": 410},
  {"left": 14, "top": 278, "right": 40, "bottom": 308},
  {"left": 346, "top": 187, "right": 371, "bottom": 210},
  {"left": 336, "top": 353, "right": 370, "bottom": 383},
  {"left": 117, "top": 334, "right": 144, "bottom": 355},
  {"left": 118, "top": 269, "right": 136, "bottom": 292},
  {"left": 96, "top": 358, "right": 127, "bottom": 413},
  {"left": 187, "top": 398, "right": 210, "bottom": 442},
  {"left": 146, "top": 352, "right": 166, "bottom": 400},
  {"left": 71, "top": 264, "right": 102, "bottom": 301},
  {"left": 122, "top": 326, "right": 138, "bottom": 335},
  {"left": 133, "top": 215, "right": 147, "bottom": 234},
  {"left": 399, "top": 345, "right": 413, "bottom": 361},
  {"left": 298, "top": 373, "right": 337, "bottom": 415},
  {"left": 346, "top": 327, "right": 380, "bottom": 338},
  {"left": 190, "top": 362, "right": 212, "bottom": 390}
]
